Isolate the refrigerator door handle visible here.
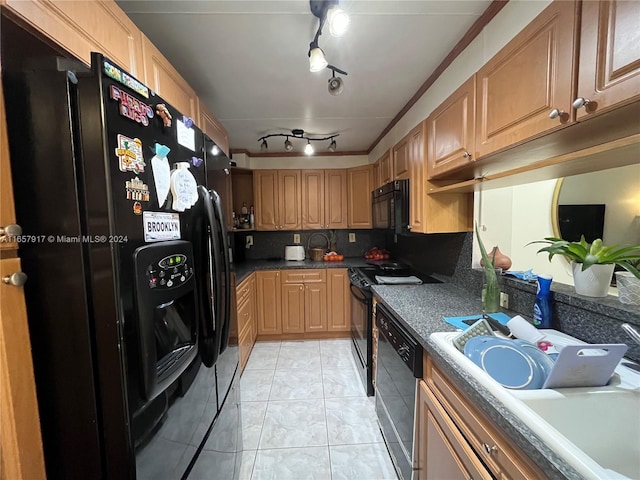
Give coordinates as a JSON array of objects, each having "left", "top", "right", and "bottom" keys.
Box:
[{"left": 210, "top": 189, "right": 231, "bottom": 354}]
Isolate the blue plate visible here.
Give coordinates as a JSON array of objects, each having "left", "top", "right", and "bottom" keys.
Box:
[
  {"left": 464, "top": 336, "right": 551, "bottom": 390},
  {"left": 514, "top": 339, "right": 556, "bottom": 379}
]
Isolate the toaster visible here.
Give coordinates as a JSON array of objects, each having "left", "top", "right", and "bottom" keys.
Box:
[{"left": 284, "top": 245, "right": 305, "bottom": 261}]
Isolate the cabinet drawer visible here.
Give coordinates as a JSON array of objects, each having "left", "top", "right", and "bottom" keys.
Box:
[
  {"left": 427, "top": 361, "right": 542, "bottom": 479},
  {"left": 281, "top": 269, "right": 326, "bottom": 284},
  {"left": 236, "top": 278, "right": 252, "bottom": 306},
  {"left": 239, "top": 321, "right": 254, "bottom": 373},
  {"left": 237, "top": 295, "right": 252, "bottom": 334}
]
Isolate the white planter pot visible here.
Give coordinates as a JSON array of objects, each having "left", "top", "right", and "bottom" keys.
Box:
[
  {"left": 571, "top": 262, "right": 615, "bottom": 297},
  {"left": 616, "top": 271, "right": 640, "bottom": 305}
]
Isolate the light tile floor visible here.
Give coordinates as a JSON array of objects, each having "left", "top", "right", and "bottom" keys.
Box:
[{"left": 239, "top": 339, "right": 398, "bottom": 480}]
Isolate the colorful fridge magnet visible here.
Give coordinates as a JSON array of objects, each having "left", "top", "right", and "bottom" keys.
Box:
[
  {"left": 103, "top": 60, "right": 149, "bottom": 98},
  {"left": 110, "top": 85, "right": 154, "bottom": 126},
  {"left": 115, "top": 135, "right": 145, "bottom": 173},
  {"left": 151, "top": 143, "right": 171, "bottom": 208},
  {"left": 182, "top": 116, "right": 194, "bottom": 128},
  {"left": 169, "top": 162, "right": 198, "bottom": 212},
  {"left": 190, "top": 156, "right": 203, "bottom": 168},
  {"left": 176, "top": 117, "right": 196, "bottom": 151},
  {"left": 156, "top": 104, "right": 172, "bottom": 127},
  {"left": 125, "top": 176, "right": 150, "bottom": 202},
  {"left": 133, "top": 201, "right": 143, "bottom": 215}
]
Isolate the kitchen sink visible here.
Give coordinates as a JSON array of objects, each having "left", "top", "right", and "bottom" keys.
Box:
[{"left": 430, "top": 329, "right": 640, "bottom": 479}]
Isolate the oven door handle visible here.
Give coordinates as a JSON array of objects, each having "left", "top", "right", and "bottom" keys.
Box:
[{"left": 350, "top": 284, "right": 370, "bottom": 305}]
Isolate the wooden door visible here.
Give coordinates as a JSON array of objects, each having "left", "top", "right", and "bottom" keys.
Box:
[
  {"left": 378, "top": 149, "right": 393, "bottom": 185},
  {"left": 256, "top": 271, "right": 282, "bottom": 335},
  {"left": 278, "top": 170, "right": 301, "bottom": 230},
  {"left": 305, "top": 284, "right": 328, "bottom": 332},
  {"left": 249, "top": 275, "right": 257, "bottom": 342},
  {"left": 475, "top": 0, "right": 577, "bottom": 158},
  {"left": 427, "top": 75, "right": 476, "bottom": 179},
  {"left": 253, "top": 170, "right": 279, "bottom": 230},
  {"left": 281, "top": 284, "right": 305, "bottom": 334},
  {"left": 347, "top": 165, "right": 373, "bottom": 228},
  {"left": 302, "top": 170, "right": 325, "bottom": 229},
  {"left": 373, "top": 161, "right": 381, "bottom": 188},
  {"left": 574, "top": 0, "right": 640, "bottom": 120},
  {"left": 198, "top": 98, "right": 229, "bottom": 156},
  {"left": 327, "top": 269, "right": 350, "bottom": 332},
  {"left": 325, "top": 169, "right": 348, "bottom": 229},
  {"left": 408, "top": 123, "right": 426, "bottom": 233},
  {"left": 141, "top": 35, "right": 198, "bottom": 119},
  {"left": 393, "top": 138, "right": 410, "bottom": 179}
]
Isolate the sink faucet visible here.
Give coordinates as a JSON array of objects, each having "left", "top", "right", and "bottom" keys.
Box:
[{"left": 621, "top": 323, "right": 640, "bottom": 346}]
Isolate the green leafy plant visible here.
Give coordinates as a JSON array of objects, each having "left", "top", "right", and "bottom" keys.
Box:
[
  {"left": 476, "top": 224, "right": 500, "bottom": 312},
  {"left": 530, "top": 236, "right": 640, "bottom": 279}
]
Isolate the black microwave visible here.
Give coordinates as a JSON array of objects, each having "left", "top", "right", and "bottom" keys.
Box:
[{"left": 372, "top": 179, "right": 409, "bottom": 234}]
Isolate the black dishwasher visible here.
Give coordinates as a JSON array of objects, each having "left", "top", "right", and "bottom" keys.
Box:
[{"left": 375, "top": 303, "right": 423, "bottom": 480}]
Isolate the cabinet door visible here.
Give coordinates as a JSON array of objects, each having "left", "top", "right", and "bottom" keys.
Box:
[
  {"left": 575, "top": 0, "right": 640, "bottom": 120},
  {"left": 253, "top": 170, "right": 279, "bottom": 230},
  {"left": 393, "top": 138, "right": 410, "bottom": 180},
  {"left": 282, "top": 284, "right": 305, "bottom": 334},
  {"left": 305, "top": 284, "right": 328, "bottom": 332},
  {"left": 347, "top": 165, "right": 373, "bottom": 229},
  {"left": 278, "top": 170, "right": 302, "bottom": 230},
  {"left": 408, "top": 123, "right": 426, "bottom": 233},
  {"left": 141, "top": 35, "right": 198, "bottom": 119},
  {"left": 249, "top": 275, "right": 257, "bottom": 343},
  {"left": 372, "top": 161, "right": 381, "bottom": 189},
  {"left": 416, "top": 381, "right": 491, "bottom": 480},
  {"left": 325, "top": 169, "right": 348, "bottom": 229},
  {"left": 427, "top": 76, "right": 476, "bottom": 179},
  {"left": 327, "top": 269, "right": 350, "bottom": 332},
  {"left": 302, "top": 170, "right": 325, "bottom": 229},
  {"left": 378, "top": 150, "right": 393, "bottom": 185},
  {"left": 198, "top": 99, "right": 229, "bottom": 156},
  {"left": 475, "top": 0, "right": 577, "bottom": 158},
  {"left": 256, "top": 271, "right": 282, "bottom": 335},
  {"left": 4, "top": 0, "right": 144, "bottom": 77}
]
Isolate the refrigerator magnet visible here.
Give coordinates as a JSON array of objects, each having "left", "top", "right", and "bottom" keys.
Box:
[
  {"left": 190, "top": 156, "right": 203, "bottom": 168},
  {"left": 156, "top": 104, "right": 172, "bottom": 127},
  {"left": 169, "top": 162, "right": 198, "bottom": 212},
  {"left": 115, "top": 135, "right": 146, "bottom": 173},
  {"left": 176, "top": 118, "right": 196, "bottom": 151},
  {"left": 151, "top": 143, "right": 171, "bottom": 208},
  {"left": 110, "top": 85, "right": 153, "bottom": 126},
  {"left": 125, "top": 176, "right": 150, "bottom": 202},
  {"left": 133, "top": 201, "right": 143, "bottom": 215},
  {"left": 182, "top": 116, "right": 194, "bottom": 128}
]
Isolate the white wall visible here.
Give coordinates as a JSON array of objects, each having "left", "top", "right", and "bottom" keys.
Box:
[{"left": 239, "top": 154, "right": 369, "bottom": 170}]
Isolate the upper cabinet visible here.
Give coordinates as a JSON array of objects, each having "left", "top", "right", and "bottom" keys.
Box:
[
  {"left": 407, "top": 122, "right": 426, "bottom": 233},
  {"left": 253, "top": 170, "right": 301, "bottom": 231},
  {"left": 574, "top": 0, "right": 640, "bottom": 120},
  {"left": 427, "top": 75, "right": 476, "bottom": 179},
  {"left": 4, "top": 1, "right": 144, "bottom": 76},
  {"left": 378, "top": 149, "right": 393, "bottom": 186},
  {"left": 198, "top": 99, "right": 229, "bottom": 156},
  {"left": 347, "top": 165, "right": 373, "bottom": 229},
  {"left": 475, "top": 0, "right": 577, "bottom": 158},
  {"left": 302, "top": 170, "right": 348, "bottom": 230},
  {"left": 141, "top": 35, "right": 198, "bottom": 119},
  {"left": 393, "top": 138, "right": 410, "bottom": 180}
]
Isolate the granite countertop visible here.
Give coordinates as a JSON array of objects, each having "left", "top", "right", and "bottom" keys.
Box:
[
  {"left": 371, "top": 283, "right": 581, "bottom": 480},
  {"left": 232, "top": 258, "right": 369, "bottom": 283}
]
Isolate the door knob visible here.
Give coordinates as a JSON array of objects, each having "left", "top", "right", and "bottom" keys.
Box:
[
  {"left": 462, "top": 151, "right": 472, "bottom": 161},
  {"left": 572, "top": 97, "right": 592, "bottom": 110},
  {"left": 3, "top": 271, "right": 28, "bottom": 287},
  {"left": 0, "top": 224, "right": 22, "bottom": 238},
  {"left": 548, "top": 108, "right": 567, "bottom": 121}
]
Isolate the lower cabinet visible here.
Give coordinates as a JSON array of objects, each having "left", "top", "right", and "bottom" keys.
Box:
[
  {"left": 281, "top": 269, "right": 327, "bottom": 334},
  {"left": 327, "top": 268, "right": 350, "bottom": 332},
  {"left": 237, "top": 273, "right": 257, "bottom": 373},
  {"left": 416, "top": 355, "right": 544, "bottom": 479},
  {"left": 256, "top": 270, "right": 282, "bottom": 335}
]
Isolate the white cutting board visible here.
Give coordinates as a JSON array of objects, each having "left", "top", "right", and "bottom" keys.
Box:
[{"left": 543, "top": 344, "right": 628, "bottom": 389}]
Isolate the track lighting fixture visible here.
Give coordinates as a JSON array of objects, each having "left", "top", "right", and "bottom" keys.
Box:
[
  {"left": 257, "top": 129, "right": 339, "bottom": 155},
  {"left": 308, "top": 43, "right": 328, "bottom": 73},
  {"left": 326, "top": 5, "right": 350, "bottom": 37},
  {"left": 327, "top": 65, "right": 347, "bottom": 96},
  {"left": 308, "top": 1, "right": 349, "bottom": 74}
]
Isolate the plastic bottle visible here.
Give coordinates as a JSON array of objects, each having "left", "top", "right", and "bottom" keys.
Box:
[
  {"left": 533, "top": 274, "right": 553, "bottom": 328},
  {"left": 249, "top": 205, "right": 255, "bottom": 228}
]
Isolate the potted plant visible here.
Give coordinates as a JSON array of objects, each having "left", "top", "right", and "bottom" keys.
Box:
[
  {"left": 476, "top": 224, "right": 501, "bottom": 313},
  {"left": 531, "top": 236, "right": 640, "bottom": 297}
]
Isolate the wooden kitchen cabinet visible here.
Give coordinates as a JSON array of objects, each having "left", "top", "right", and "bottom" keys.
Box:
[
  {"left": 574, "top": 0, "right": 640, "bottom": 120},
  {"left": 253, "top": 170, "right": 301, "bottom": 231},
  {"left": 281, "top": 284, "right": 306, "bottom": 333},
  {"left": 305, "top": 283, "right": 328, "bottom": 333},
  {"left": 256, "top": 270, "right": 282, "bottom": 335},
  {"left": 347, "top": 165, "right": 373, "bottom": 229},
  {"left": 407, "top": 122, "right": 426, "bottom": 233},
  {"left": 327, "top": 268, "right": 350, "bottom": 332},
  {"left": 198, "top": 99, "right": 229, "bottom": 156},
  {"left": 475, "top": 0, "right": 577, "bottom": 159},
  {"left": 427, "top": 75, "right": 476, "bottom": 179},
  {"left": 416, "top": 356, "right": 545, "bottom": 480},
  {"left": 393, "top": 138, "right": 410, "bottom": 180},
  {"left": 302, "top": 169, "right": 348, "bottom": 230},
  {"left": 141, "top": 35, "right": 198, "bottom": 119},
  {"left": 3, "top": 0, "right": 144, "bottom": 78},
  {"left": 281, "top": 269, "right": 327, "bottom": 333},
  {"left": 237, "top": 273, "right": 257, "bottom": 372},
  {"left": 378, "top": 149, "right": 393, "bottom": 185}
]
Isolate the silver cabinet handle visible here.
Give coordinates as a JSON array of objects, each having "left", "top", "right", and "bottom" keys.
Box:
[
  {"left": 0, "top": 224, "right": 22, "bottom": 237},
  {"left": 462, "top": 151, "right": 472, "bottom": 160},
  {"left": 572, "top": 97, "right": 592, "bottom": 110},
  {"left": 549, "top": 108, "right": 565, "bottom": 119},
  {"left": 3, "top": 271, "right": 27, "bottom": 287},
  {"left": 482, "top": 443, "right": 498, "bottom": 456}
]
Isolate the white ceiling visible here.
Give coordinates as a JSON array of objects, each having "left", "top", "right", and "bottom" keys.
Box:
[{"left": 117, "top": 0, "right": 492, "bottom": 155}]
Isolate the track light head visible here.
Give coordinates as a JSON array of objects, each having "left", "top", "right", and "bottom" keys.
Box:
[
  {"left": 304, "top": 141, "right": 314, "bottom": 155},
  {"left": 328, "top": 75, "right": 344, "bottom": 96},
  {"left": 309, "top": 45, "right": 328, "bottom": 72},
  {"left": 327, "top": 5, "right": 350, "bottom": 37},
  {"left": 284, "top": 137, "right": 293, "bottom": 151},
  {"left": 328, "top": 138, "right": 337, "bottom": 152},
  {"left": 260, "top": 139, "right": 268, "bottom": 151}
]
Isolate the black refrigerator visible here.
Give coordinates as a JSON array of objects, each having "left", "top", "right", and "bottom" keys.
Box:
[{"left": 3, "top": 53, "right": 241, "bottom": 479}]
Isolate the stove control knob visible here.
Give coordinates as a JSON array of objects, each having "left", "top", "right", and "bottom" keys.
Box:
[{"left": 398, "top": 345, "right": 410, "bottom": 357}]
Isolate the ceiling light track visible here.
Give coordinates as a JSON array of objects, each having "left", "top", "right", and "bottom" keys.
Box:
[
  {"left": 258, "top": 129, "right": 340, "bottom": 155},
  {"left": 307, "top": 0, "right": 350, "bottom": 80}
]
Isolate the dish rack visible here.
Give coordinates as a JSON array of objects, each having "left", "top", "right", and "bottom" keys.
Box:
[{"left": 307, "top": 233, "right": 329, "bottom": 261}]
